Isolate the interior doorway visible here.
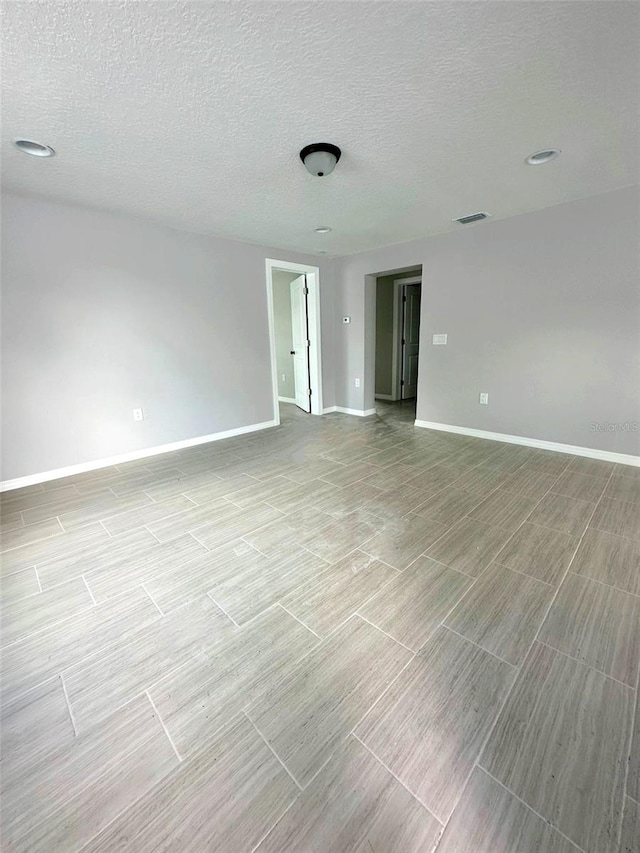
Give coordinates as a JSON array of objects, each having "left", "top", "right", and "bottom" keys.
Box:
[
  {"left": 374, "top": 267, "right": 422, "bottom": 412},
  {"left": 289, "top": 274, "right": 312, "bottom": 412},
  {"left": 265, "top": 259, "right": 323, "bottom": 423},
  {"left": 399, "top": 279, "right": 421, "bottom": 399}
]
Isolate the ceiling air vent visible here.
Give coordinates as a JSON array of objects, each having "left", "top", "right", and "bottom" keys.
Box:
[{"left": 453, "top": 212, "right": 490, "bottom": 225}]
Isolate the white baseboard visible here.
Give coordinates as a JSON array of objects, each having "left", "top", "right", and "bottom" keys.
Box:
[
  {"left": 414, "top": 420, "right": 640, "bottom": 468},
  {"left": 278, "top": 396, "right": 297, "bottom": 404},
  {"left": 327, "top": 406, "right": 377, "bottom": 417},
  {"left": 0, "top": 419, "right": 278, "bottom": 492}
]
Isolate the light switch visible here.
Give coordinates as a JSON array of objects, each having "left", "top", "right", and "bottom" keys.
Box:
[{"left": 432, "top": 334, "right": 448, "bottom": 345}]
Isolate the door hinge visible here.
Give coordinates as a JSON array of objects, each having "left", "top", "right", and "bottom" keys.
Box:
[
  {"left": 307, "top": 388, "right": 312, "bottom": 396},
  {"left": 403, "top": 295, "right": 407, "bottom": 302},
  {"left": 303, "top": 287, "right": 309, "bottom": 295},
  {"left": 400, "top": 379, "right": 405, "bottom": 385},
  {"left": 306, "top": 340, "right": 311, "bottom": 347},
  {"left": 401, "top": 339, "right": 405, "bottom": 345}
]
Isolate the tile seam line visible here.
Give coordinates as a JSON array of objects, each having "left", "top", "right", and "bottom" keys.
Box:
[
  {"left": 0, "top": 596, "right": 103, "bottom": 651},
  {"left": 471, "top": 466, "right": 623, "bottom": 848},
  {"left": 564, "top": 569, "right": 640, "bottom": 600},
  {"left": 422, "top": 451, "right": 543, "bottom": 538},
  {"left": 145, "top": 690, "right": 182, "bottom": 762},
  {"left": 440, "top": 625, "right": 518, "bottom": 670},
  {"left": 141, "top": 583, "right": 165, "bottom": 616},
  {"left": 276, "top": 602, "right": 322, "bottom": 640},
  {"left": 66, "top": 632, "right": 243, "bottom": 736},
  {"left": 351, "top": 732, "right": 444, "bottom": 827},
  {"left": 242, "top": 710, "right": 303, "bottom": 790},
  {"left": 588, "top": 521, "right": 640, "bottom": 545},
  {"left": 354, "top": 612, "right": 418, "bottom": 654},
  {"left": 350, "top": 499, "right": 548, "bottom": 830},
  {"left": 1, "top": 600, "right": 167, "bottom": 706},
  {"left": 490, "top": 560, "right": 556, "bottom": 587},
  {"left": 437, "top": 464, "right": 592, "bottom": 831},
  {"left": 348, "top": 646, "right": 419, "bottom": 739},
  {"left": 205, "top": 591, "right": 242, "bottom": 628},
  {"left": 620, "top": 605, "right": 640, "bottom": 844},
  {"left": 144, "top": 597, "right": 318, "bottom": 702},
  {"left": 249, "top": 796, "right": 299, "bottom": 853},
  {"left": 454, "top": 457, "right": 575, "bottom": 580},
  {"left": 348, "top": 564, "right": 493, "bottom": 738},
  {"left": 59, "top": 672, "right": 78, "bottom": 738},
  {"left": 293, "top": 553, "right": 406, "bottom": 628},
  {"left": 3, "top": 708, "right": 180, "bottom": 851},
  {"left": 82, "top": 574, "right": 98, "bottom": 606},
  {"left": 473, "top": 766, "right": 589, "bottom": 853},
  {"left": 533, "top": 638, "right": 637, "bottom": 690},
  {"left": 72, "top": 737, "right": 184, "bottom": 853},
  {"left": 0, "top": 529, "right": 67, "bottom": 556}
]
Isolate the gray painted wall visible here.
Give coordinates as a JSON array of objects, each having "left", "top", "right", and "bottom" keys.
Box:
[
  {"left": 4, "top": 186, "right": 637, "bottom": 482},
  {"left": 1, "top": 193, "right": 335, "bottom": 480},
  {"left": 334, "top": 186, "right": 640, "bottom": 456},
  {"left": 272, "top": 270, "right": 297, "bottom": 399},
  {"left": 375, "top": 268, "right": 421, "bottom": 397}
]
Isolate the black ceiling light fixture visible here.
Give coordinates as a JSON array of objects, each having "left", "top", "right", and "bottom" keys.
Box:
[{"left": 299, "top": 142, "right": 341, "bottom": 177}]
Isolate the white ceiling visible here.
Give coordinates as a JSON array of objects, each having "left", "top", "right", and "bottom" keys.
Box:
[{"left": 2, "top": 1, "right": 638, "bottom": 256}]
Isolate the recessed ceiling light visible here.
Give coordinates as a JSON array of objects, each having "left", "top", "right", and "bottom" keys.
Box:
[
  {"left": 526, "top": 149, "right": 560, "bottom": 165},
  {"left": 315, "top": 226, "right": 332, "bottom": 234},
  {"left": 13, "top": 139, "right": 56, "bottom": 157}
]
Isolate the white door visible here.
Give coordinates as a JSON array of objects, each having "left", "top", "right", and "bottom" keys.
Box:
[
  {"left": 290, "top": 275, "right": 311, "bottom": 412},
  {"left": 401, "top": 283, "right": 421, "bottom": 399}
]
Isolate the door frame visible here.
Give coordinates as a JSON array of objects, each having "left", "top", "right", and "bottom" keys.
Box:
[
  {"left": 391, "top": 275, "right": 422, "bottom": 401},
  {"left": 265, "top": 259, "right": 324, "bottom": 422}
]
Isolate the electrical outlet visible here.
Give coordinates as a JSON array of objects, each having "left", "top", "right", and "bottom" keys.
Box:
[
  {"left": 133, "top": 407, "right": 144, "bottom": 421},
  {"left": 479, "top": 393, "right": 489, "bottom": 405},
  {"left": 354, "top": 378, "right": 360, "bottom": 388},
  {"left": 281, "top": 373, "right": 286, "bottom": 382},
  {"left": 342, "top": 316, "right": 351, "bottom": 324}
]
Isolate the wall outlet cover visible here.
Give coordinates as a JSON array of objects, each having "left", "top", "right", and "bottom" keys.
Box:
[
  {"left": 479, "top": 393, "right": 489, "bottom": 405},
  {"left": 133, "top": 408, "right": 144, "bottom": 421},
  {"left": 354, "top": 378, "right": 360, "bottom": 388}
]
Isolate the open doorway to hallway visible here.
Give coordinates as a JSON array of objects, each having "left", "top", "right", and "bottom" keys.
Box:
[
  {"left": 271, "top": 270, "right": 310, "bottom": 412},
  {"left": 266, "top": 259, "right": 323, "bottom": 424},
  {"left": 374, "top": 266, "right": 422, "bottom": 419}
]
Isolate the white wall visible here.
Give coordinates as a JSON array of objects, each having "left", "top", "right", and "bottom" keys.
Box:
[
  {"left": 333, "top": 187, "right": 640, "bottom": 456},
  {"left": 1, "top": 193, "right": 335, "bottom": 481},
  {"left": 272, "top": 270, "right": 297, "bottom": 399}
]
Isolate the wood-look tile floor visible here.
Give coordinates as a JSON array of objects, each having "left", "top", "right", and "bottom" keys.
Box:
[{"left": 1, "top": 400, "right": 639, "bottom": 853}]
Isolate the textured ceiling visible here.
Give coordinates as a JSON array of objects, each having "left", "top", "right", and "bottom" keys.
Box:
[{"left": 2, "top": 1, "right": 639, "bottom": 256}]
